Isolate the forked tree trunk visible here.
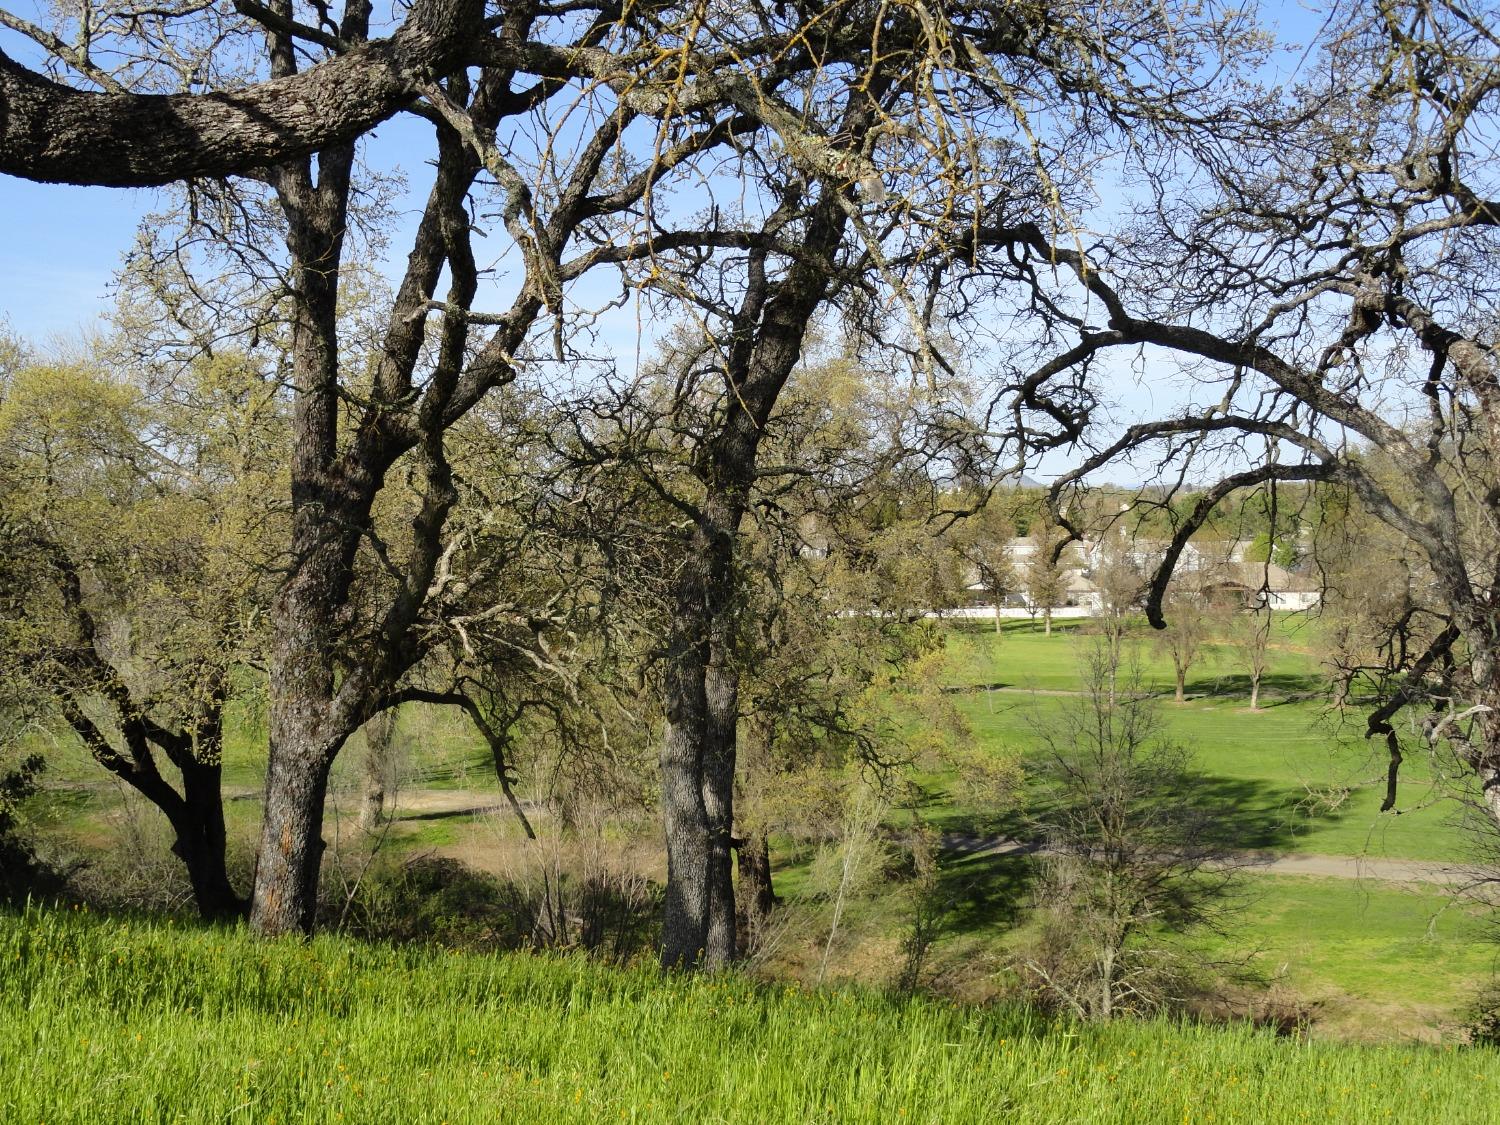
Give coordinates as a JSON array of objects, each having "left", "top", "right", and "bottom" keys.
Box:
[
  {"left": 246, "top": 112, "right": 359, "bottom": 936},
  {"left": 61, "top": 691, "right": 245, "bottom": 923},
  {"left": 652, "top": 167, "right": 851, "bottom": 970}
]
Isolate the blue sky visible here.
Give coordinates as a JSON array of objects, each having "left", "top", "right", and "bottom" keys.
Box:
[
  {"left": 0, "top": 112, "right": 657, "bottom": 364},
  {"left": 0, "top": 179, "right": 153, "bottom": 342},
  {"left": 0, "top": 0, "right": 1336, "bottom": 485},
  {"left": 0, "top": 1, "right": 1332, "bottom": 347}
]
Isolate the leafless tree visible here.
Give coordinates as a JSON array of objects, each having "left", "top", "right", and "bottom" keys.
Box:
[
  {"left": 1007, "top": 0, "right": 1500, "bottom": 829},
  {"left": 1023, "top": 644, "right": 1241, "bottom": 1020}
]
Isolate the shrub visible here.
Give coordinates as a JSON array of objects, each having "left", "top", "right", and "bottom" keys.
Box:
[
  {"left": 0, "top": 751, "right": 66, "bottom": 904},
  {"left": 1466, "top": 980, "right": 1500, "bottom": 1047}
]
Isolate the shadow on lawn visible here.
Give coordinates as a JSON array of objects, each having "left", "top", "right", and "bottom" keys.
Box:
[
  {"left": 395, "top": 806, "right": 500, "bottom": 823},
  {"left": 1185, "top": 670, "right": 1326, "bottom": 701},
  {"left": 948, "top": 671, "right": 1327, "bottom": 700},
  {"left": 933, "top": 770, "right": 1349, "bottom": 937}
]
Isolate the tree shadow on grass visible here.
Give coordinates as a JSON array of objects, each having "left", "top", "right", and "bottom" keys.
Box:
[
  {"left": 933, "top": 770, "right": 1352, "bottom": 937},
  {"left": 395, "top": 806, "right": 500, "bottom": 823},
  {"left": 945, "top": 671, "right": 1327, "bottom": 700},
  {"left": 1187, "top": 670, "right": 1326, "bottom": 701}
]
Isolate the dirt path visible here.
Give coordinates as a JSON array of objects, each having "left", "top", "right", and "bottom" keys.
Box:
[
  {"left": 1235, "top": 851, "right": 1482, "bottom": 886},
  {"left": 941, "top": 832, "right": 1486, "bottom": 887}
]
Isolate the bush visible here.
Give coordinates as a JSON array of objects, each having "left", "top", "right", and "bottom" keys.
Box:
[
  {"left": 1466, "top": 980, "right": 1500, "bottom": 1047},
  {"left": 338, "top": 855, "right": 532, "bottom": 949},
  {"left": 337, "top": 854, "right": 660, "bottom": 957},
  {"left": 0, "top": 752, "right": 66, "bottom": 904}
]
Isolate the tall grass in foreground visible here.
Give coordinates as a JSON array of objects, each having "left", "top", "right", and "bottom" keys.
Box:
[{"left": 1, "top": 905, "right": 1495, "bottom": 1122}]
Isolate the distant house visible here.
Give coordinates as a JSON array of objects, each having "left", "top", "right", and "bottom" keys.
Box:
[
  {"left": 961, "top": 534, "right": 1320, "bottom": 616},
  {"left": 1200, "top": 560, "right": 1320, "bottom": 612}
]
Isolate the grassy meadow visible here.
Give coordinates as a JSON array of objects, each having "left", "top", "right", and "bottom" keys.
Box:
[
  {"left": 940, "top": 617, "right": 1474, "bottom": 862},
  {"left": 14, "top": 611, "right": 1500, "bottom": 1043},
  {"left": 777, "top": 615, "right": 1499, "bottom": 1039},
  {"left": 3, "top": 905, "right": 1499, "bottom": 1123}
]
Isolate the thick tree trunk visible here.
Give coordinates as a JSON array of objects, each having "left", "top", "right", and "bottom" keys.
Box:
[
  {"left": 1249, "top": 674, "right": 1261, "bottom": 711},
  {"left": 660, "top": 641, "right": 713, "bottom": 968},
  {"left": 1044, "top": 606, "right": 1053, "bottom": 635},
  {"left": 248, "top": 520, "right": 346, "bottom": 936},
  {"left": 659, "top": 507, "right": 740, "bottom": 969},
  {"left": 659, "top": 528, "right": 716, "bottom": 968},
  {"left": 249, "top": 739, "right": 333, "bottom": 936},
  {"left": 247, "top": 517, "right": 361, "bottom": 935},
  {"left": 702, "top": 656, "right": 739, "bottom": 967},
  {"left": 246, "top": 111, "right": 360, "bottom": 937},
  {"left": 1472, "top": 665, "right": 1500, "bottom": 830},
  {"left": 359, "top": 767, "right": 386, "bottom": 832},
  {"left": 359, "top": 711, "right": 397, "bottom": 831},
  {"left": 1174, "top": 664, "right": 1187, "bottom": 703},
  {"left": 736, "top": 831, "right": 776, "bottom": 937},
  {"left": 1479, "top": 760, "right": 1500, "bottom": 831},
  {"left": 174, "top": 759, "right": 246, "bottom": 922}
]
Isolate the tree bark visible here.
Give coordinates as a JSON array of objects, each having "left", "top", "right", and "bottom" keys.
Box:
[
  {"left": 702, "top": 652, "right": 740, "bottom": 967},
  {"left": 360, "top": 711, "right": 397, "bottom": 831},
  {"left": 735, "top": 831, "right": 776, "bottom": 936},
  {"left": 249, "top": 735, "right": 333, "bottom": 935},
  {"left": 0, "top": 0, "right": 481, "bottom": 186},
  {"left": 658, "top": 494, "right": 742, "bottom": 968},
  {"left": 248, "top": 490, "right": 358, "bottom": 935},
  {"left": 58, "top": 667, "right": 245, "bottom": 922},
  {"left": 246, "top": 62, "right": 362, "bottom": 934},
  {"left": 173, "top": 746, "right": 246, "bottom": 922},
  {"left": 659, "top": 574, "right": 714, "bottom": 968},
  {"left": 648, "top": 115, "right": 858, "bottom": 969}
]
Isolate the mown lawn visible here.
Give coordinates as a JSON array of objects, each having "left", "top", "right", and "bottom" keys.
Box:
[
  {"left": 941, "top": 613, "right": 1324, "bottom": 695},
  {"left": 3, "top": 906, "right": 1499, "bottom": 1123},
  {"left": 940, "top": 621, "right": 1474, "bottom": 863},
  {"left": 791, "top": 618, "right": 1496, "bottom": 1039},
  {"left": 1192, "top": 876, "right": 1498, "bottom": 1037}
]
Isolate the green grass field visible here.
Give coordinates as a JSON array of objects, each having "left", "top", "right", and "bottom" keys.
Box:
[
  {"left": 16, "top": 612, "right": 1500, "bottom": 1043},
  {"left": 939, "top": 619, "right": 1474, "bottom": 862},
  {"left": 767, "top": 616, "right": 1498, "bottom": 1039},
  {"left": 3, "top": 905, "right": 1499, "bottom": 1123}
]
